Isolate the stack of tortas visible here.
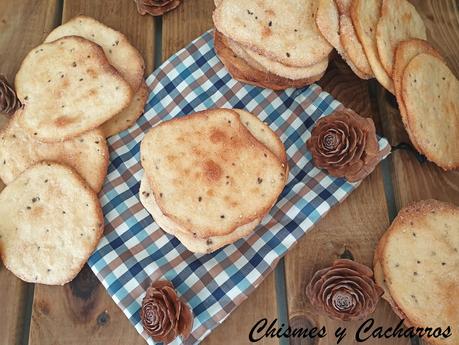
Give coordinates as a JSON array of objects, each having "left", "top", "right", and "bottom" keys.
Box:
[
  {"left": 213, "top": 0, "right": 333, "bottom": 90},
  {"left": 140, "top": 109, "right": 288, "bottom": 253},
  {"left": 315, "top": 0, "right": 459, "bottom": 169},
  {"left": 213, "top": 0, "right": 459, "bottom": 170},
  {"left": 374, "top": 200, "right": 458, "bottom": 345},
  {"left": 0, "top": 16, "right": 147, "bottom": 285}
]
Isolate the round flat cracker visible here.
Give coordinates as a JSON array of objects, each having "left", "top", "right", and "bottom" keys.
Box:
[
  {"left": 213, "top": 0, "right": 332, "bottom": 67},
  {"left": 140, "top": 108, "right": 286, "bottom": 252},
  {"left": 316, "top": 0, "right": 341, "bottom": 48},
  {"left": 381, "top": 200, "right": 459, "bottom": 345},
  {"left": 392, "top": 39, "right": 444, "bottom": 151},
  {"left": 45, "top": 15, "right": 145, "bottom": 92},
  {"left": 373, "top": 231, "right": 410, "bottom": 322},
  {"left": 0, "top": 162, "right": 104, "bottom": 285},
  {"left": 402, "top": 53, "right": 459, "bottom": 170},
  {"left": 139, "top": 176, "right": 261, "bottom": 253},
  {"left": 228, "top": 40, "right": 329, "bottom": 81},
  {"left": 140, "top": 109, "right": 286, "bottom": 238},
  {"left": 100, "top": 82, "right": 148, "bottom": 137},
  {"left": 351, "top": 0, "right": 395, "bottom": 93},
  {"left": 375, "top": 0, "right": 426, "bottom": 76},
  {"left": 315, "top": 0, "right": 372, "bottom": 79},
  {"left": 339, "top": 15, "right": 373, "bottom": 77},
  {"left": 16, "top": 36, "right": 132, "bottom": 142},
  {"left": 234, "top": 109, "right": 288, "bottom": 173},
  {"left": 214, "top": 31, "right": 324, "bottom": 90},
  {"left": 0, "top": 114, "right": 108, "bottom": 192}
]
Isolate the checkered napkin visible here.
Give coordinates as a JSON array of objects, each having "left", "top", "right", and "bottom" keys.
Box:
[{"left": 88, "top": 29, "right": 389, "bottom": 345}]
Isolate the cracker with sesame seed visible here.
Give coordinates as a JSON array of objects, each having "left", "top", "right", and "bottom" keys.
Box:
[
  {"left": 375, "top": 0, "right": 426, "bottom": 76},
  {"left": 402, "top": 53, "right": 459, "bottom": 170},
  {"left": 315, "top": 0, "right": 371, "bottom": 80},
  {"left": 45, "top": 16, "right": 148, "bottom": 137},
  {"left": 100, "top": 82, "right": 148, "bottom": 138},
  {"left": 214, "top": 31, "right": 324, "bottom": 90},
  {"left": 140, "top": 109, "right": 286, "bottom": 239},
  {"left": 213, "top": 0, "right": 332, "bottom": 68},
  {"left": 392, "top": 39, "right": 444, "bottom": 153},
  {"left": 226, "top": 38, "right": 329, "bottom": 81},
  {"left": 15, "top": 36, "right": 132, "bottom": 142},
  {"left": 45, "top": 15, "right": 145, "bottom": 92},
  {"left": 335, "top": 0, "right": 373, "bottom": 78},
  {"left": 0, "top": 162, "right": 103, "bottom": 285},
  {"left": 351, "top": 0, "right": 394, "bottom": 93},
  {"left": 373, "top": 231, "right": 410, "bottom": 322},
  {"left": 139, "top": 175, "right": 261, "bottom": 253},
  {"left": 0, "top": 114, "right": 108, "bottom": 192},
  {"left": 380, "top": 199, "right": 459, "bottom": 345},
  {"left": 139, "top": 109, "right": 287, "bottom": 253}
]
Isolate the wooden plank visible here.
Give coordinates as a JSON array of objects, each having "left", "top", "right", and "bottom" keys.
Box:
[
  {"left": 162, "top": 1, "right": 278, "bottom": 344},
  {"left": 28, "top": 1, "right": 154, "bottom": 344},
  {"left": 0, "top": 1, "right": 60, "bottom": 344},
  {"left": 161, "top": 0, "right": 215, "bottom": 60},
  {"left": 59, "top": 0, "right": 155, "bottom": 74},
  {"left": 379, "top": 0, "right": 459, "bottom": 210},
  {"left": 284, "top": 57, "right": 411, "bottom": 345},
  {"left": 202, "top": 274, "right": 279, "bottom": 345}
]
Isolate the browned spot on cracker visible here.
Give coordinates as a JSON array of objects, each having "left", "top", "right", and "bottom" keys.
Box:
[
  {"left": 203, "top": 160, "right": 222, "bottom": 182},
  {"left": 262, "top": 26, "right": 272, "bottom": 37},
  {"left": 54, "top": 116, "right": 77, "bottom": 127},
  {"left": 210, "top": 129, "right": 226, "bottom": 143}
]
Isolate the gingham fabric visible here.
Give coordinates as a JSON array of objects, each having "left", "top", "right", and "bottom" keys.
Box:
[{"left": 88, "top": 29, "right": 390, "bottom": 345}]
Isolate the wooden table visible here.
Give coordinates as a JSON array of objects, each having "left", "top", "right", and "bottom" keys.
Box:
[{"left": 0, "top": 1, "right": 458, "bottom": 344}]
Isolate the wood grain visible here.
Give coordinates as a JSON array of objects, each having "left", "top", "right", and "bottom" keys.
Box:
[
  {"left": 284, "top": 57, "right": 411, "bottom": 345},
  {"left": 162, "top": 1, "right": 278, "bottom": 344},
  {"left": 162, "top": 0, "right": 215, "bottom": 60},
  {"left": 59, "top": 0, "right": 155, "bottom": 74},
  {"left": 202, "top": 274, "right": 279, "bottom": 345},
  {"left": 411, "top": 0, "right": 459, "bottom": 73},
  {"left": 28, "top": 1, "right": 154, "bottom": 344},
  {"left": 0, "top": 1, "right": 60, "bottom": 343},
  {"left": 30, "top": 266, "right": 145, "bottom": 345}
]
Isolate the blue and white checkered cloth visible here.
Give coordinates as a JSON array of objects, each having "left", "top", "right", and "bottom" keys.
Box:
[{"left": 88, "top": 30, "right": 389, "bottom": 344}]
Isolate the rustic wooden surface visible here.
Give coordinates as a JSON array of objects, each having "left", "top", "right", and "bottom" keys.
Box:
[
  {"left": 284, "top": 57, "right": 412, "bottom": 345},
  {"left": 0, "top": 1, "right": 457, "bottom": 345}
]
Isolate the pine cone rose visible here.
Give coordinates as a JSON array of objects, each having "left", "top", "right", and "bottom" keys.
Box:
[
  {"left": 0, "top": 75, "right": 21, "bottom": 115},
  {"left": 306, "top": 259, "right": 383, "bottom": 321},
  {"left": 307, "top": 108, "right": 390, "bottom": 182},
  {"left": 141, "top": 280, "right": 193, "bottom": 344},
  {"left": 134, "top": 0, "right": 182, "bottom": 16}
]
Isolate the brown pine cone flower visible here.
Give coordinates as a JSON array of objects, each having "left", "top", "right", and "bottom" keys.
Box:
[
  {"left": 307, "top": 108, "right": 390, "bottom": 182},
  {"left": 141, "top": 280, "right": 193, "bottom": 344},
  {"left": 306, "top": 259, "right": 383, "bottom": 321},
  {"left": 0, "top": 75, "right": 21, "bottom": 115},
  {"left": 134, "top": 0, "right": 182, "bottom": 16}
]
